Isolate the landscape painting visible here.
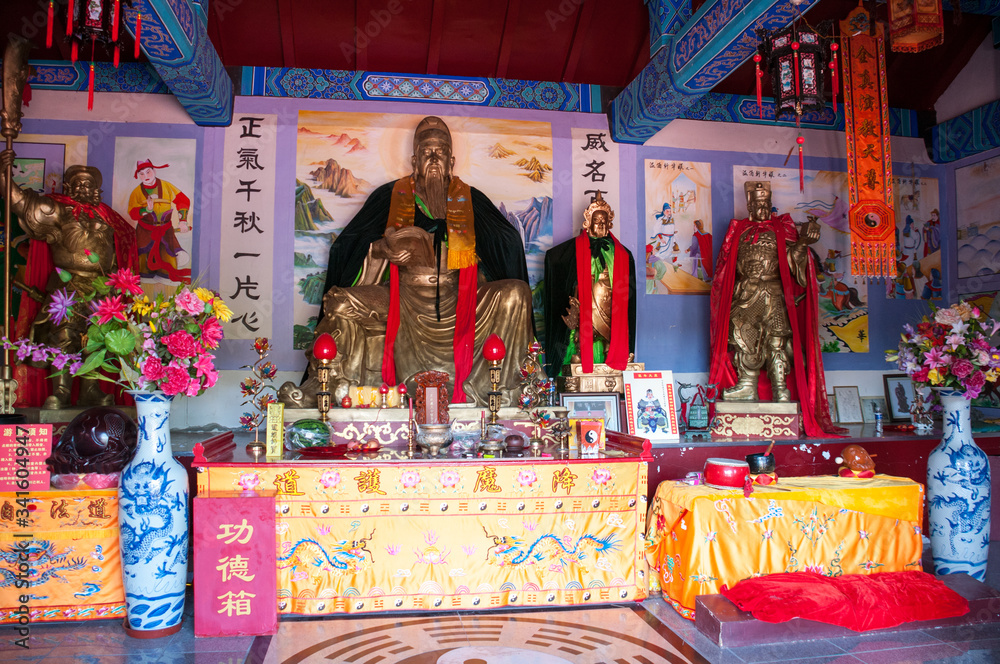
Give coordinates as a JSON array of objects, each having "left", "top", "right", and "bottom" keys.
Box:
[{"left": 956, "top": 155, "right": 1000, "bottom": 281}]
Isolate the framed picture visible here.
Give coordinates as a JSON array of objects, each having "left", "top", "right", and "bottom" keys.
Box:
[
  {"left": 833, "top": 386, "right": 863, "bottom": 424},
  {"left": 861, "top": 396, "right": 887, "bottom": 423},
  {"left": 623, "top": 370, "right": 680, "bottom": 441},
  {"left": 883, "top": 374, "right": 915, "bottom": 422},
  {"left": 559, "top": 392, "right": 622, "bottom": 432}
]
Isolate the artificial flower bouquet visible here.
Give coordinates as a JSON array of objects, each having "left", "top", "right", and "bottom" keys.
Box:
[
  {"left": 2, "top": 259, "right": 232, "bottom": 397},
  {"left": 886, "top": 300, "right": 1000, "bottom": 399}
]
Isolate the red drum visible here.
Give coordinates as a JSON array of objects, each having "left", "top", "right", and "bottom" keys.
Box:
[{"left": 704, "top": 458, "right": 750, "bottom": 488}]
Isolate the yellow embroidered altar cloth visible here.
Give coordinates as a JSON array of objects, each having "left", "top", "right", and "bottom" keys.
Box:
[{"left": 646, "top": 475, "right": 923, "bottom": 619}]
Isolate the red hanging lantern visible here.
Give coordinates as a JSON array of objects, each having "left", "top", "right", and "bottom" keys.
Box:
[
  {"left": 757, "top": 22, "right": 831, "bottom": 124},
  {"left": 889, "top": 0, "right": 944, "bottom": 53},
  {"left": 62, "top": 1, "right": 138, "bottom": 109},
  {"left": 753, "top": 53, "right": 763, "bottom": 118}
]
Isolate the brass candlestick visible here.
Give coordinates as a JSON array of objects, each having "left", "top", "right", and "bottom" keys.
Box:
[
  {"left": 407, "top": 417, "right": 417, "bottom": 458},
  {"left": 487, "top": 359, "right": 502, "bottom": 425},
  {"left": 316, "top": 359, "right": 332, "bottom": 423},
  {"left": 312, "top": 333, "right": 338, "bottom": 423},
  {"left": 482, "top": 333, "right": 506, "bottom": 426}
]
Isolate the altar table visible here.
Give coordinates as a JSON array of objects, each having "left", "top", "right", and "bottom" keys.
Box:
[
  {"left": 646, "top": 475, "right": 924, "bottom": 619},
  {"left": 0, "top": 489, "right": 126, "bottom": 623},
  {"left": 196, "top": 439, "right": 649, "bottom": 616}
]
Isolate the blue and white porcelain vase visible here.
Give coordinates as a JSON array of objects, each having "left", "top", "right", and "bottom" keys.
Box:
[
  {"left": 926, "top": 388, "right": 991, "bottom": 581},
  {"left": 118, "top": 391, "right": 189, "bottom": 637}
]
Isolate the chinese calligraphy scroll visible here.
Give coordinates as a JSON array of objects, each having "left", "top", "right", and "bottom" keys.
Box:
[
  {"left": 841, "top": 7, "right": 896, "bottom": 280},
  {"left": 571, "top": 127, "right": 620, "bottom": 235},
  {"left": 220, "top": 115, "right": 277, "bottom": 339}
]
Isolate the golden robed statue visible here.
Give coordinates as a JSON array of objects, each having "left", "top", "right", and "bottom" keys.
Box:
[
  {"left": 709, "top": 180, "right": 842, "bottom": 437},
  {"left": 0, "top": 149, "right": 138, "bottom": 409},
  {"left": 279, "top": 116, "right": 534, "bottom": 408}
]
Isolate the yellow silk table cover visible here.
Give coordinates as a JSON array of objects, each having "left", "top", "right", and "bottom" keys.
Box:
[
  {"left": 0, "top": 490, "right": 126, "bottom": 623},
  {"left": 646, "top": 475, "right": 923, "bottom": 619},
  {"left": 199, "top": 459, "right": 648, "bottom": 615}
]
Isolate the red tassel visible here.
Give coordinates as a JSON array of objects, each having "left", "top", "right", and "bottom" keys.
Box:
[
  {"left": 114, "top": 44, "right": 120, "bottom": 68},
  {"left": 754, "top": 53, "right": 763, "bottom": 119},
  {"left": 830, "top": 43, "right": 839, "bottom": 113},
  {"left": 87, "top": 62, "right": 95, "bottom": 110},
  {"left": 793, "top": 47, "right": 801, "bottom": 97},
  {"left": 66, "top": 0, "right": 74, "bottom": 36},
  {"left": 797, "top": 136, "right": 805, "bottom": 193},
  {"left": 799, "top": 146, "right": 804, "bottom": 192},
  {"left": 134, "top": 13, "right": 141, "bottom": 59},
  {"left": 46, "top": 1, "right": 54, "bottom": 48},
  {"left": 112, "top": 0, "right": 120, "bottom": 41},
  {"left": 71, "top": 40, "right": 78, "bottom": 63}
]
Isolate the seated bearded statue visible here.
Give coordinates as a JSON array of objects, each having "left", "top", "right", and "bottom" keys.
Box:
[{"left": 279, "top": 225, "right": 534, "bottom": 407}]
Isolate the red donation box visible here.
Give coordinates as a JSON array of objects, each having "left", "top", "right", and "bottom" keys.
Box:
[{"left": 193, "top": 490, "right": 277, "bottom": 637}]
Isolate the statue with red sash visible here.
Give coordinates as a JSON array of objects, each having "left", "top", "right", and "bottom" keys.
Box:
[
  {"left": 279, "top": 116, "right": 533, "bottom": 408},
  {"left": 709, "top": 181, "right": 841, "bottom": 437},
  {"left": 543, "top": 192, "right": 636, "bottom": 380},
  {"left": 0, "top": 149, "right": 138, "bottom": 409}
]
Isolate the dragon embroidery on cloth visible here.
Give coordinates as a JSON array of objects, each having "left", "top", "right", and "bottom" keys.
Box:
[
  {"left": 0, "top": 541, "right": 86, "bottom": 587},
  {"left": 482, "top": 526, "right": 619, "bottom": 569},
  {"left": 278, "top": 530, "right": 376, "bottom": 575}
]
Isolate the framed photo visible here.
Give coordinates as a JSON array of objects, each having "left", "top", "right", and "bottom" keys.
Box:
[
  {"left": 559, "top": 392, "right": 622, "bottom": 432},
  {"left": 833, "top": 386, "right": 863, "bottom": 424},
  {"left": 883, "top": 374, "right": 915, "bottom": 422},
  {"left": 623, "top": 370, "right": 680, "bottom": 441},
  {"left": 861, "top": 396, "right": 887, "bottom": 423}
]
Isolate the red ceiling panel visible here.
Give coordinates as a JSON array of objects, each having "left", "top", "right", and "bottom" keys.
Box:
[
  {"left": 501, "top": 0, "right": 578, "bottom": 82},
  {"left": 435, "top": 0, "right": 509, "bottom": 78},
  {"left": 571, "top": 2, "right": 650, "bottom": 85},
  {"left": 208, "top": 0, "right": 285, "bottom": 66},
  {"left": 287, "top": 0, "right": 360, "bottom": 70},
  {"left": 360, "top": 0, "right": 435, "bottom": 75}
]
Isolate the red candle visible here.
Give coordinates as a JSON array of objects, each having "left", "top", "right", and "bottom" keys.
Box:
[{"left": 408, "top": 397, "right": 414, "bottom": 421}]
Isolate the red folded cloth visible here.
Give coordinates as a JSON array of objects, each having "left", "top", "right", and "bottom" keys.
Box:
[{"left": 720, "top": 571, "right": 969, "bottom": 631}]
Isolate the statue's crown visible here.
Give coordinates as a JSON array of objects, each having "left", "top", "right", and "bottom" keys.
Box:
[
  {"left": 583, "top": 191, "right": 614, "bottom": 226},
  {"left": 745, "top": 181, "right": 771, "bottom": 200}
]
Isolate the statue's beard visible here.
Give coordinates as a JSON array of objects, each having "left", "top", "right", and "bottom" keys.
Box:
[{"left": 418, "top": 171, "right": 449, "bottom": 220}]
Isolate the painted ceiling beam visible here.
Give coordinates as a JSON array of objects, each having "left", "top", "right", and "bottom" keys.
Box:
[
  {"left": 942, "top": 0, "right": 1000, "bottom": 15},
  {"left": 932, "top": 98, "right": 1000, "bottom": 162},
  {"left": 613, "top": 0, "right": 820, "bottom": 144},
  {"left": 122, "top": 0, "right": 233, "bottom": 126}
]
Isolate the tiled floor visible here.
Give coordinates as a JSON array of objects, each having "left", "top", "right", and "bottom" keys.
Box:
[{"left": 5, "top": 548, "right": 1000, "bottom": 664}]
